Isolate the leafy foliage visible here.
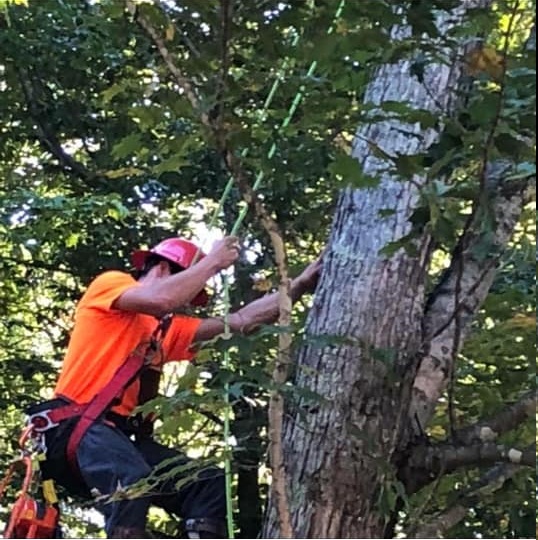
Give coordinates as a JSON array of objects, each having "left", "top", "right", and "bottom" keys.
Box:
[{"left": 0, "top": 0, "right": 534, "bottom": 538}]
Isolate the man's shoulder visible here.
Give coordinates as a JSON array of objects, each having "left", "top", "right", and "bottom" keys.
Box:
[
  {"left": 84, "top": 270, "right": 136, "bottom": 297},
  {"left": 90, "top": 270, "right": 134, "bottom": 286}
]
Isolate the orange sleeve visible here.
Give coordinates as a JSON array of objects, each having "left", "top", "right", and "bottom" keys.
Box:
[
  {"left": 80, "top": 271, "right": 139, "bottom": 312},
  {"left": 163, "top": 315, "right": 202, "bottom": 362},
  {"left": 81, "top": 271, "right": 200, "bottom": 362}
]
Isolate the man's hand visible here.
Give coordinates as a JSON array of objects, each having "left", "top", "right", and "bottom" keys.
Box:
[
  {"left": 205, "top": 236, "right": 240, "bottom": 271},
  {"left": 194, "top": 250, "right": 324, "bottom": 341},
  {"left": 295, "top": 254, "right": 323, "bottom": 294}
]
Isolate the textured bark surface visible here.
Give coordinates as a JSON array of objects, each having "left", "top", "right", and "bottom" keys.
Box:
[{"left": 262, "top": 3, "right": 487, "bottom": 537}]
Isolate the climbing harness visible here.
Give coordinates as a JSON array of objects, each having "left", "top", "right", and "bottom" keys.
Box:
[
  {"left": 1, "top": 315, "right": 173, "bottom": 538},
  {"left": 0, "top": 427, "right": 61, "bottom": 538},
  {"left": 27, "top": 314, "right": 173, "bottom": 475}
]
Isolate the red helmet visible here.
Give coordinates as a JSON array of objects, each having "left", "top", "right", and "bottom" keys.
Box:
[{"left": 131, "top": 237, "right": 209, "bottom": 307}]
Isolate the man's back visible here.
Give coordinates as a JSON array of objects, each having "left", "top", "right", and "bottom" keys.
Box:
[{"left": 54, "top": 270, "right": 200, "bottom": 416}]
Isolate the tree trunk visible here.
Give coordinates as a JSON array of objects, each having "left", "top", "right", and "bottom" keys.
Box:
[{"left": 263, "top": 2, "right": 488, "bottom": 538}]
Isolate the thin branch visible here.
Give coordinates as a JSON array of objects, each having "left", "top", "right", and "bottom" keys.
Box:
[
  {"left": 126, "top": 0, "right": 210, "bottom": 127},
  {"left": 402, "top": 390, "right": 535, "bottom": 493},
  {"left": 198, "top": 407, "right": 225, "bottom": 427},
  {"left": 183, "top": 418, "right": 212, "bottom": 446},
  {"left": 213, "top": 0, "right": 233, "bottom": 135},
  {"left": 222, "top": 148, "right": 295, "bottom": 538},
  {"left": 412, "top": 452, "right": 532, "bottom": 538},
  {"left": 451, "top": 388, "right": 536, "bottom": 445},
  {"left": 16, "top": 68, "right": 97, "bottom": 184},
  {"left": 408, "top": 441, "right": 535, "bottom": 479},
  {"left": 447, "top": 245, "right": 464, "bottom": 439}
]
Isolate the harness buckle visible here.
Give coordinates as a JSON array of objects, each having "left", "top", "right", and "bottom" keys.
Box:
[{"left": 27, "top": 411, "right": 59, "bottom": 432}]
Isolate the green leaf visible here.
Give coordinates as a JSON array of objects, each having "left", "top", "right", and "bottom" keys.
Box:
[
  {"left": 111, "top": 133, "right": 144, "bottom": 160},
  {"left": 371, "top": 346, "right": 396, "bottom": 364},
  {"left": 393, "top": 153, "right": 425, "bottom": 178},
  {"left": 107, "top": 200, "right": 129, "bottom": 221},
  {"left": 380, "top": 232, "right": 419, "bottom": 257},
  {"left": 64, "top": 232, "right": 80, "bottom": 247},
  {"left": 154, "top": 155, "right": 187, "bottom": 174},
  {"left": 101, "top": 81, "right": 128, "bottom": 104},
  {"left": 329, "top": 154, "right": 380, "bottom": 188},
  {"left": 469, "top": 92, "right": 501, "bottom": 126}
]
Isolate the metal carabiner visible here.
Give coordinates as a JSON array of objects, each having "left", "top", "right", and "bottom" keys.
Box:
[
  {"left": 18, "top": 421, "right": 49, "bottom": 458},
  {"left": 27, "top": 411, "right": 59, "bottom": 433}
]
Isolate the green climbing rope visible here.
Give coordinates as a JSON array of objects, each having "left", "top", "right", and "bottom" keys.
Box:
[{"left": 200, "top": 3, "right": 347, "bottom": 536}]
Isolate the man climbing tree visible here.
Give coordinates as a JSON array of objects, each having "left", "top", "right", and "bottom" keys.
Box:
[
  {"left": 26, "top": 236, "right": 321, "bottom": 539},
  {"left": 0, "top": 0, "right": 533, "bottom": 538}
]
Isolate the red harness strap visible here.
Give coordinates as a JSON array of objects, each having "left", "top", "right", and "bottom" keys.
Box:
[{"left": 65, "top": 346, "right": 148, "bottom": 474}]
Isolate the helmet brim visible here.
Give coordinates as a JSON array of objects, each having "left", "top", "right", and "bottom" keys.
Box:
[{"left": 131, "top": 249, "right": 151, "bottom": 270}]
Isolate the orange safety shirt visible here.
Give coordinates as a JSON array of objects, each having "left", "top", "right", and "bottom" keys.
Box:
[{"left": 54, "top": 271, "right": 202, "bottom": 416}]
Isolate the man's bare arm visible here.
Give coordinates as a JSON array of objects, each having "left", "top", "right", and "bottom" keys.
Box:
[
  {"left": 193, "top": 257, "right": 322, "bottom": 342},
  {"left": 113, "top": 237, "right": 239, "bottom": 318}
]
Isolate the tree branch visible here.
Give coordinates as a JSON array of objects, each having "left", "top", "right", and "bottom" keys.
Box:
[
  {"left": 411, "top": 162, "right": 535, "bottom": 432},
  {"left": 213, "top": 0, "right": 233, "bottom": 135},
  {"left": 410, "top": 22, "right": 537, "bottom": 435},
  {"left": 222, "top": 147, "right": 295, "bottom": 538},
  {"left": 126, "top": 0, "right": 210, "bottom": 127},
  {"left": 451, "top": 388, "right": 536, "bottom": 445},
  {"left": 410, "top": 441, "right": 535, "bottom": 477},
  {"left": 412, "top": 453, "right": 532, "bottom": 538},
  {"left": 16, "top": 68, "right": 98, "bottom": 184},
  {"left": 402, "top": 390, "right": 535, "bottom": 493}
]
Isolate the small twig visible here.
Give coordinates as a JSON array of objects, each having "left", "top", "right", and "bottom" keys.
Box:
[
  {"left": 213, "top": 0, "right": 233, "bottom": 136},
  {"left": 447, "top": 250, "right": 463, "bottom": 439}
]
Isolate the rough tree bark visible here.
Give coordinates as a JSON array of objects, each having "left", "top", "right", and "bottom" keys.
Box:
[{"left": 263, "top": 2, "right": 533, "bottom": 538}]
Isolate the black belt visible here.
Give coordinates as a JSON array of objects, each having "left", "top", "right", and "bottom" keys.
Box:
[{"left": 26, "top": 398, "right": 133, "bottom": 433}]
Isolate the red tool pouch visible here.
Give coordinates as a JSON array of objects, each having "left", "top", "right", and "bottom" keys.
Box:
[
  {"left": 8, "top": 495, "right": 60, "bottom": 539},
  {"left": 0, "top": 452, "right": 61, "bottom": 539}
]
